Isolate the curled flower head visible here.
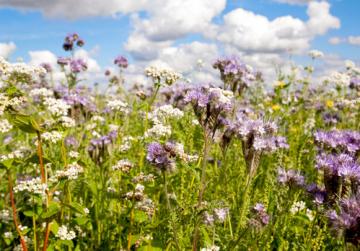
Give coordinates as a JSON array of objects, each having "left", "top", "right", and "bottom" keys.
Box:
[{"left": 114, "top": 55, "right": 128, "bottom": 68}]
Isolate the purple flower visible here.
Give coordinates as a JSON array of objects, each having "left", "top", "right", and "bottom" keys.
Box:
[
  {"left": 40, "top": 63, "right": 52, "bottom": 73},
  {"left": 57, "top": 57, "right": 70, "bottom": 66},
  {"left": 327, "top": 195, "right": 360, "bottom": 244},
  {"left": 277, "top": 168, "right": 305, "bottom": 187},
  {"left": 146, "top": 142, "right": 177, "bottom": 172},
  {"left": 314, "top": 130, "right": 360, "bottom": 154},
  {"left": 70, "top": 58, "right": 87, "bottom": 73},
  {"left": 114, "top": 55, "right": 128, "bottom": 68},
  {"left": 252, "top": 203, "right": 269, "bottom": 226}
]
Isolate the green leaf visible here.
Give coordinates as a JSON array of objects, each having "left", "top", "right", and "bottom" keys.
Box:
[
  {"left": 134, "top": 211, "right": 148, "bottom": 223},
  {"left": 7, "top": 112, "right": 41, "bottom": 133},
  {"left": 62, "top": 202, "right": 86, "bottom": 215},
  {"left": 41, "top": 202, "right": 61, "bottom": 219},
  {"left": 50, "top": 220, "right": 59, "bottom": 235}
]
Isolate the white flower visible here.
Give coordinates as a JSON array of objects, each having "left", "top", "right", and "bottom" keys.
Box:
[
  {"left": 0, "top": 209, "right": 11, "bottom": 222},
  {"left": 148, "top": 105, "right": 184, "bottom": 125},
  {"left": 112, "top": 159, "right": 134, "bottom": 172},
  {"left": 201, "top": 245, "right": 220, "bottom": 251},
  {"left": 308, "top": 50, "right": 324, "bottom": 59},
  {"left": 69, "top": 151, "right": 80, "bottom": 158},
  {"left": 0, "top": 119, "right": 12, "bottom": 133},
  {"left": 29, "top": 88, "right": 53, "bottom": 98},
  {"left": 44, "top": 98, "right": 70, "bottom": 117},
  {"left": 329, "top": 72, "right": 351, "bottom": 86},
  {"left": 290, "top": 201, "right": 306, "bottom": 215},
  {"left": 59, "top": 116, "right": 76, "bottom": 128},
  {"left": 107, "top": 100, "right": 129, "bottom": 114},
  {"left": 56, "top": 225, "right": 76, "bottom": 240},
  {"left": 91, "top": 115, "right": 105, "bottom": 123},
  {"left": 4, "top": 231, "right": 13, "bottom": 239},
  {"left": 13, "top": 177, "right": 47, "bottom": 196},
  {"left": 41, "top": 131, "right": 63, "bottom": 143},
  {"left": 144, "top": 124, "right": 171, "bottom": 139},
  {"left": 145, "top": 66, "right": 181, "bottom": 85},
  {"left": 53, "top": 162, "right": 84, "bottom": 180},
  {"left": 306, "top": 209, "right": 315, "bottom": 221},
  {"left": 84, "top": 208, "right": 89, "bottom": 214}
]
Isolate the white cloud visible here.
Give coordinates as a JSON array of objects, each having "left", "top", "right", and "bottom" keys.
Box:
[
  {"left": 0, "top": 42, "right": 16, "bottom": 59},
  {"left": 348, "top": 36, "right": 360, "bottom": 46},
  {"left": 0, "top": 0, "right": 150, "bottom": 19},
  {"left": 28, "top": 50, "right": 57, "bottom": 66},
  {"left": 273, "top": 0, "right": 313, "bottom": 5},
  {"left": 208, "top": 1, "right": 339, "bottom": 55},
  {"left": 74, "top": 48, "right": 101, "bottom": 73},
  {"left": 328, "top": 35, "right": 360, "bottom": 46}
]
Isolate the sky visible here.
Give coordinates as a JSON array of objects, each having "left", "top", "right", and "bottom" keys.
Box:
[{"left": 0, "top": 0, "right": 359, "bottom": 85}]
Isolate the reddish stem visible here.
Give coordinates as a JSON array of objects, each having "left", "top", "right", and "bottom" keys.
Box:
[{"left": 8, "top": 173, "right": 28, "bottom": 251}]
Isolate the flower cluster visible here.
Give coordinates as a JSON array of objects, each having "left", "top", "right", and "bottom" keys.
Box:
[
  {"left": 184, "top": 86, "right": 233, "bottom": 134},
  {"left": 56, "top": 225, "right": 76, "bottom": 240},
  {"left": 327, "top": 195, "right": 360, "bottom": 245},
  {"left": 148, "top": 104, "right": 184, "bottom": 125},
  {"left": 251, "top": 203, "right": 270, "bottom": 226},
  {"left": 52, "top": 162, "right": 84, "bottom": 180},
  {"left": 13, "top": 177, "right": 47, "bottom": 196},
  {"left": 112, "top": 159, "right": 134, "bottom": 173},
  {"left": 314, "top": 130, "right": 360, "bottom": 154},
  {"left": 44, "top": 97, "right": 70, "bottom": 117},
  {"left": 277, "top": 168, "right": 305, "bottom": 187},
  {"left": 146, "top": 142, "right": 178, "bottom": 172},
  {"left": 41, "top": 131, "right": 63, "bottom": 143},
  {"left": 62, "top": 33, "right": 84, "bottom": 51},
  {"left": 114, "top": 55, "right": 128, "bottom": 68},
  {"left": 213, "top": 56, "right": 255, "bottom": 95},
  {"left": 70, "top": 58, "right": 87, "bottom": 73},
  {"left": 0, "top": 118, "right": 12, "bottom": 133},
  {"left": 145, "top": 66, "right": 182, "bottom": 86},
  {"left": 106, "top": 99, "right": 130, "bottom": 114}
]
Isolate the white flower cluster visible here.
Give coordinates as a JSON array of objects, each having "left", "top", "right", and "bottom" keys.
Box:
[
  {"left": 91, "top": 115, "right": 105, "bottom": 123},
  {"left": 136, "top": 198, "right": 155, "bottom": 216},
  {"left": 0, "top": 57, "right": 46, "bottom": 79},
  {"left": 29, "top": 88, "right": 53, "bottom": 99},
  {"left": 209, "top": 87, "right": 234, "bottom": 107},
  {"left": 201, "top": 245, "right": 220, "bottom": 251},
  {"left": 56, "top": 225, "right": 76, "bottom": 240},
  {"left": 119, "top": 136, "right": 134, "bottom": 152},
  {"left": 41, "top": 131, "right": 63, "bottom": 143},
  {"left": 125, "top": 184, "right": 145, "bottom": 201},
  {"left": 112, "top": 159, "right": 134, "bottom": 173},
  {"left": 13, "top": 177, "right": 47, "bottom": 196},
  {"left": 308, "top": 50, "right": 324, "bottom": 59},
  {"left": 44, "top": 98, "right": 70, "bottom": 117},
  {"left": 328, "top": 72, "right": 351, "bottom": 86},
  {"left": 171, "top": 142, "right": 198, "bottom": 163},
  {"left": 132, "top": 172, "right": 155, "bottom": 183},
  {"left": 144, "top": 124, "right": 171, "bottom": 139},
  {"left": 148, "top": 105, "right": 184, "bottom": 125},
  {"left": 69, "top": 151, "right": 80, "bottom": 158},
  {"left": 290, "top": 201, "right": 315, "bottom": 221},
  {"left": 0, "top": 94, "right": 27, "bottom": 115},
  {"left": 53, "top": 162, "right": 84, "bottom": 180},
  {"left": 0, "top": 148, "right": 27, "bottom": 161},
  {"left": 145, "top": 66, "right": 182, "bottom": 85},
  {"left": 0, "top": 209, "right": 11, "bottom": 223},
  {"left": 58, "top": 116, "right": 76, "bottom": 128},
  {"left": 106, "top": 100, "right": 129, "bottom": 114},
  {"left": 0, "top": 118, "right": 12, "bottom": 133}
]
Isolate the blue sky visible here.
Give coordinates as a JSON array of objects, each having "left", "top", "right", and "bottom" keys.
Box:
[{"left": 0, "top": 0, "right": 359, "bottom": 83}]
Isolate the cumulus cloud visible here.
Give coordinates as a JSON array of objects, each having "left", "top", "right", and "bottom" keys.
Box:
[
  {"left": 0, "top": 42, "right": 16, "bottom": 58},
  {"left": 348, "top": 36, "right": 360, "bottom": 46},
  {"left": 209, "top": 1, "right": 339, "bottom": 55}
]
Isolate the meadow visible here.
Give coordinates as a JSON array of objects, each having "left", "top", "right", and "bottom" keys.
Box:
[{"left": 0, "top": 33, "right": 359, "bottom": 250}]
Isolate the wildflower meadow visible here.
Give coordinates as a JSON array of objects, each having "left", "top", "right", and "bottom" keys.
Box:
[{"left": 0, "top": 33, "right": 359, "bottom": 251}]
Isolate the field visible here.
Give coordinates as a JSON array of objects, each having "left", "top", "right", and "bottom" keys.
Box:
[{"left": 0, "top": 33, "right": 359, "bottom": 251}]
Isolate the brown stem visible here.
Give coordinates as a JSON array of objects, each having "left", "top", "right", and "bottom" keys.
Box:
[
  {"left": 8, "top": 172, "right": 28, "bottom": 251},
  {"left": 36, "top": 131, "right": 51, "bottom": 251}
]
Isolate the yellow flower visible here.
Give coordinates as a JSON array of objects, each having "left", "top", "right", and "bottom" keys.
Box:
[
  {"left": 271, "top": 104, "right": 281, "bottom": 111},
  {"left": 275, "top": 81, "right": 286, "bottom": 89},
  {"left": 325, "top": 100, "right": 334, "bottom": 108}
]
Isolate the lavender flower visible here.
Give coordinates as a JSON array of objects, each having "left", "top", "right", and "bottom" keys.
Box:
[
  {"left": 314, "top": 130, "right": 360, "bottom": 154},
  {"left": 114, "top": 55, "right": 128, "bottom": 68},
  {"left": 251, "top": 203, "right": 269, "bottom": 226},
  {"left": 327, "top": 195, "right": 360, "bottom": 245},
  {"left": 40, "top": 63, "right": 52, "bottom": 73},
  {"left": 70, "top": 59, "right": 87, "bottom": 73},
  {"left": 146, "top": 142, "right": 177, "bottom": 172},
  {"left": 277, "top": 168, "right": 305, "bottom": 187}
]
